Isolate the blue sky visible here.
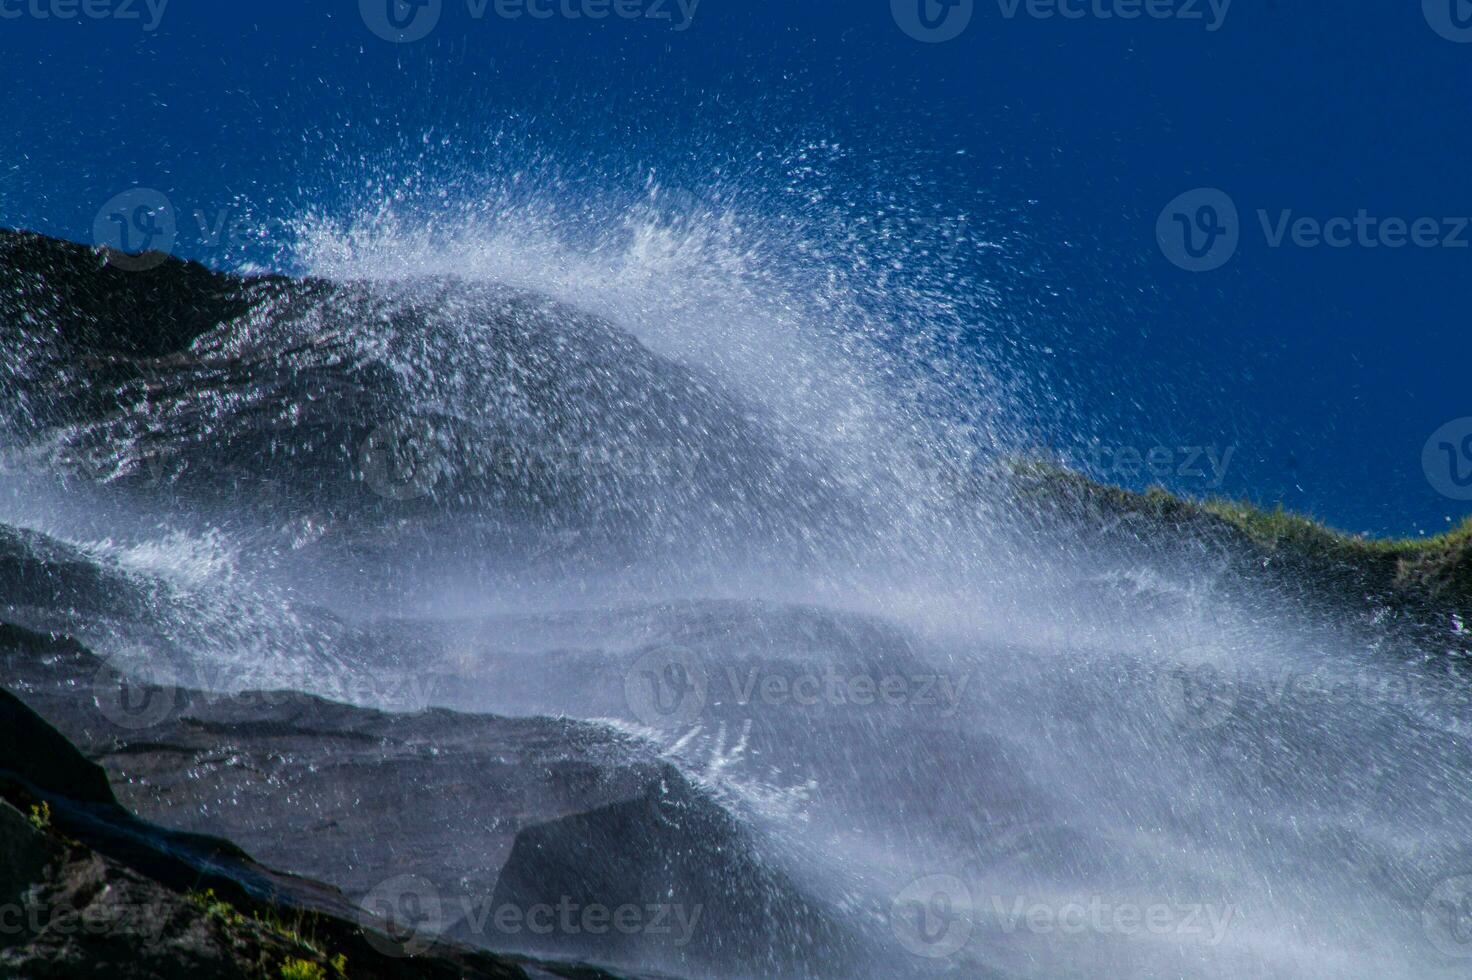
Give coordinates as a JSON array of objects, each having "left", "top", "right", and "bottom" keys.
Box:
[{"left": 2, "top": 1, "right": 1470, "bottom": 535}]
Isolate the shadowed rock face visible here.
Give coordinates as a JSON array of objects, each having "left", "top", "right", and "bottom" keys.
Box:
[
  {"left": 491, "top": 777, "right": 852, "bottom": 979},
  {"left": 1002, "top": 462, "right": 1472, "bottom": 649},
  {"left": 0, "top": 671, "right": 608, "bottom": 980},
  {"left": 0, "top": 229, "right": 264, "bottom": 360},
  {"left": 9, "top": 225, "right": 1472, "bottom": 980},
  {"left": 0, "top": 615, "right": 851, "bottom": 979},
  {"left": 0, "top": 228, "right": 859, "bottom": 582},
  {"left": 0, "top": 687, "right": 114, "bottom": 807},
  {"left": 344, "top": 599, "right": 1049, "bottom": 857},
  {"left": 0, "top": 509, "right": 1033, "bottom": 979}
]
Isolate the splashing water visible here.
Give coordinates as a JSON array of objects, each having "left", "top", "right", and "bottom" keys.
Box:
[{"left": 2, "top": 149, "right": 1471, "bottom": 979}]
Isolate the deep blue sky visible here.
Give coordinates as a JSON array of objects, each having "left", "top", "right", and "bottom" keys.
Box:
[{"left": 2, "top": 1, "right": 1470, "bottom": 536}]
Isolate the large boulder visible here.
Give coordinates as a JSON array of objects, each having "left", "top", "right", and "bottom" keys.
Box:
[
  {"left": 491, "top": 775, "right": 855, "bottom": 978},
  {"left": 0, "top": 672, "right": 640, "bottom": 979}
]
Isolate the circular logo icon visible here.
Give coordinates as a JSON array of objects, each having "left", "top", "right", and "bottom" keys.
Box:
[
  {"left": 890, "top": 874, "right": 974, "bottom": 959},
  {"left": 360, "top": 0, "right": 442, "bottom": 43},
  {"left": 93, "top": 660, "right": 180, "bottom": 731},
  {"left": 1157, "top": 188, "right": 1240, "bottom": 273},
  {"left": 1423, "top": 418, "right": 1472, "bottom": 502},
  {"left": 624, "top": 646, "right": 708, "bottom": 729},
  {"left": 1424, "top": 874, "right": 1472, "bottom": 957},
  {"left": 1157, "top": 661, "right": 1237, "bottom": 730},
  {"left": 891, "top": 0, "right": 973, "bottom": 43},
  {"left": 1425, "top": 0, "right": 1472, "bottom": 42},
  {"left": 93, "top": 188, "right": 176, "bottom": 272},
  {"left": 360, "top": 874, "right": 444, "bottom": 956},
  {"left": 359, "top": 419, "right": 447, "bottom": 501}
]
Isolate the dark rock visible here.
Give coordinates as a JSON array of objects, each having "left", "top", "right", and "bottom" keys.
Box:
[
  {"left": 0, "top": 618, "right": 846, "bottom": 977},
  {"left": 0, "top": 672, "right": 632, "bottom": 979},
  {"left": 0, "top": 228, "right": 868, "bottom": 590},
  {"left": 491, "top": 776, "right": 854, "bottom": 978},
  {"left": 0, "top": 689, "right": 114, "bottom": 806},
  {"left": 0, "top": 227, "right": 268, "bottom": 360}
]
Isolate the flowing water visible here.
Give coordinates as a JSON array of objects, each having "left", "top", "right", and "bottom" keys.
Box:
[{"left": 2, "top": 162, "right": 1471, "bottom": 978}]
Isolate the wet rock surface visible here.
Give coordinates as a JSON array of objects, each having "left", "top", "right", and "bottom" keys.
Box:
[
  {"left": 0, "top": 673, "right": 605, "bottom": 980},
  {"left": 0, "top": 617, "right": 848, "bottom": 978}
]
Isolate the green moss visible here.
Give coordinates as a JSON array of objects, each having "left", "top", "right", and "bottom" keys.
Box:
[
  {"left": 1196, "top": 500, "right": 1472, "bottom": 609},
  {"left": 278, "top": 951, "right": 347, "bottom": 980},
  {"left": 184, "top": 889, "right": 347, "bottom": 978},
  {"left": 279, "top": 958, "right": 328, "bottom": 980},
  {"left": 186, "top": 888, "right": 248, "bottom": 929},
  {"left": 256, "top": 907, "right": 329, "bottom": 960},
  {"left": 1005, "top": 456, "right": 1472, "bottom": 613},
  {"left": 27, "top": 801, "right": 50, "bottom": 831}
]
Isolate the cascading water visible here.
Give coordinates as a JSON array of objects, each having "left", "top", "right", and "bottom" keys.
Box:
[{"left": 1, "top": 153, "right": 1470, "bottom": 979}]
